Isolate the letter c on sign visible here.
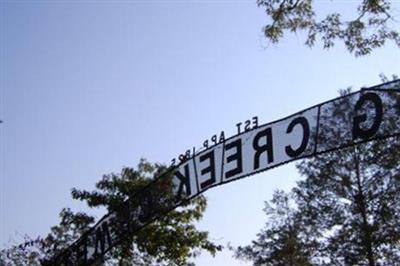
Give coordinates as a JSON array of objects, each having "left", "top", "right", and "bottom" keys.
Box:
[
  {"left": 353, "top": 92, "right": 383, "bottom": 140},
  {"left": 285, "top": 116, "right": 310, "bottom": 158}
]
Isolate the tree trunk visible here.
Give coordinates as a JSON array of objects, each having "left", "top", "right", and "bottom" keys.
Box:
[{"left": 353, "top": 151, "right": 375, "bottom": 266}]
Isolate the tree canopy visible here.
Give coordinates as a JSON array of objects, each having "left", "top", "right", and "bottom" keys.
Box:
[
  {"left": 234, "top": 191, "right": 313, "bottom": 266},
  {"left": 257, "top": 0, "right": 400, "bottom": 56},
  {"left": 0, "top": 159, "right": 221, "bottom": 266},
  {"left": 235, "top": 82, "right": 400, "bottom": 265}
]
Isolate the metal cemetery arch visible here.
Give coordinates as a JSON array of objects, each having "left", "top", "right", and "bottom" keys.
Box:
[{"left": 46, "top": 80, "right": 400, "bottom": 266}]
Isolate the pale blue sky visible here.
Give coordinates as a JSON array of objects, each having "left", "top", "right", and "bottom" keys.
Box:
[{"left": 1, "top": 1, "right": 399, "bottom": 265}]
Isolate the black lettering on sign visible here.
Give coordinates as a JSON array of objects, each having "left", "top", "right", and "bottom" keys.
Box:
[
  {"left": 76, "top": 235, "right": 88, "bottom": 265},
  {"left": 353, "top": 92, "right": 383, "bottom": 140},
  {"left": 138, "top": 194, "right": 155, "bottom": 223},
  {"left": 285, "top": 116, "right": 310, "bottom": 158},
  {"left": 244, "top": 119, "right": 251, "bottom": 131},
  {"left": 94, "top": 221, "right": 112, "bottom": 257},
  {"left": 236, "top": 122, "right": 242, "bottom": 134},
  {"left": 224, "top": 139, "right": 243, "bottom": 179},
  {"left": 219, "top": 131, "right": 225, "bottom": 143},
  {"left": 174, "top": 164, "right": 192, "bottom": 200},
  {"left": 396, "top": 95, "right": 400, "bottom": 114},
  {"left": 58, "top": 251, "right": 71, "bottom": 266},
  {"left": 199, "top": 151, "right": 216, "bottom": 189},
  {"left": 252, "top": 116, "right": 258, "bottom": 128},
  {"left": 253, "top": 127, "right": 274, "bottom": 170},
  {"left": 203, "top": 139, "right": 209, "bottom": 149},
  {"left": 211, "top": 134, "right": 217, "bottom": 145},
  {"left": 178, "top": 154, "right": 186, "bottom": 162},
  {"left": 47, "top": 81, "right": 400, "bottom": 266}
]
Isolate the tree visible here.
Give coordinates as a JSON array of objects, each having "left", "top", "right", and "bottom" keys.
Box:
[
  {"left": 0, "top": 208, "right": 94, "bottom": 266},
  {"left": 0, "top": 159, "right": 221, "bottom": 265},
  {"left": 234, "top": 81, "right": 400, "bottom": 265},
  {"left": 257, "top": 0, "right": 400, "bottom": 56},
  {"left": 293, "top": 85, "right": 400, "bottom": 265},
  {"left": 294, "top": 136, "right": 400, "bottom": 265},
  {"left": 234, "top": 191, "right": 313, "bottom": 266}
]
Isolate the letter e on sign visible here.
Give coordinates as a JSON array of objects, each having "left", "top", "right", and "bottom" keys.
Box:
[{"left": 195, "top": 143, "right": 224, "bottom": 191}]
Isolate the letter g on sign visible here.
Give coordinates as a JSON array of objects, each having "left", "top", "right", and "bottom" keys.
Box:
[{"left": 353, "top": 92, "right": 383, "bottom": 140}]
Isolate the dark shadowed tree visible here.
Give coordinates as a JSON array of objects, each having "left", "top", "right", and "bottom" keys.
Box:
[
  {"left": 0, "top": 159, "right": 221, "bottom": 266},
  {"left": 257, "top": 0, "right": 400, "bottom": 56}
]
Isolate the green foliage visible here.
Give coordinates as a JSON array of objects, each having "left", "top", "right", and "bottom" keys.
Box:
[
  {"left": 234, "top": 191, "right": 313, "bottom": 266},
  {"left": 257, "top": 0, "right": 400, "bottom": 56},
  {"left": 234, "top": 83, "right": 400, "bottom": 265},
  {"left": 1, "top": 159, "right": 221, "bottom": 266},
  {"left": 0, "top": 209, "right": 94, "bottom": 266},
  {"left": 71, "top": 159, "right": 221, "bottom": 265},
  {"left": 294, "top": 138, "right": 400, "bottom": 264}
]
